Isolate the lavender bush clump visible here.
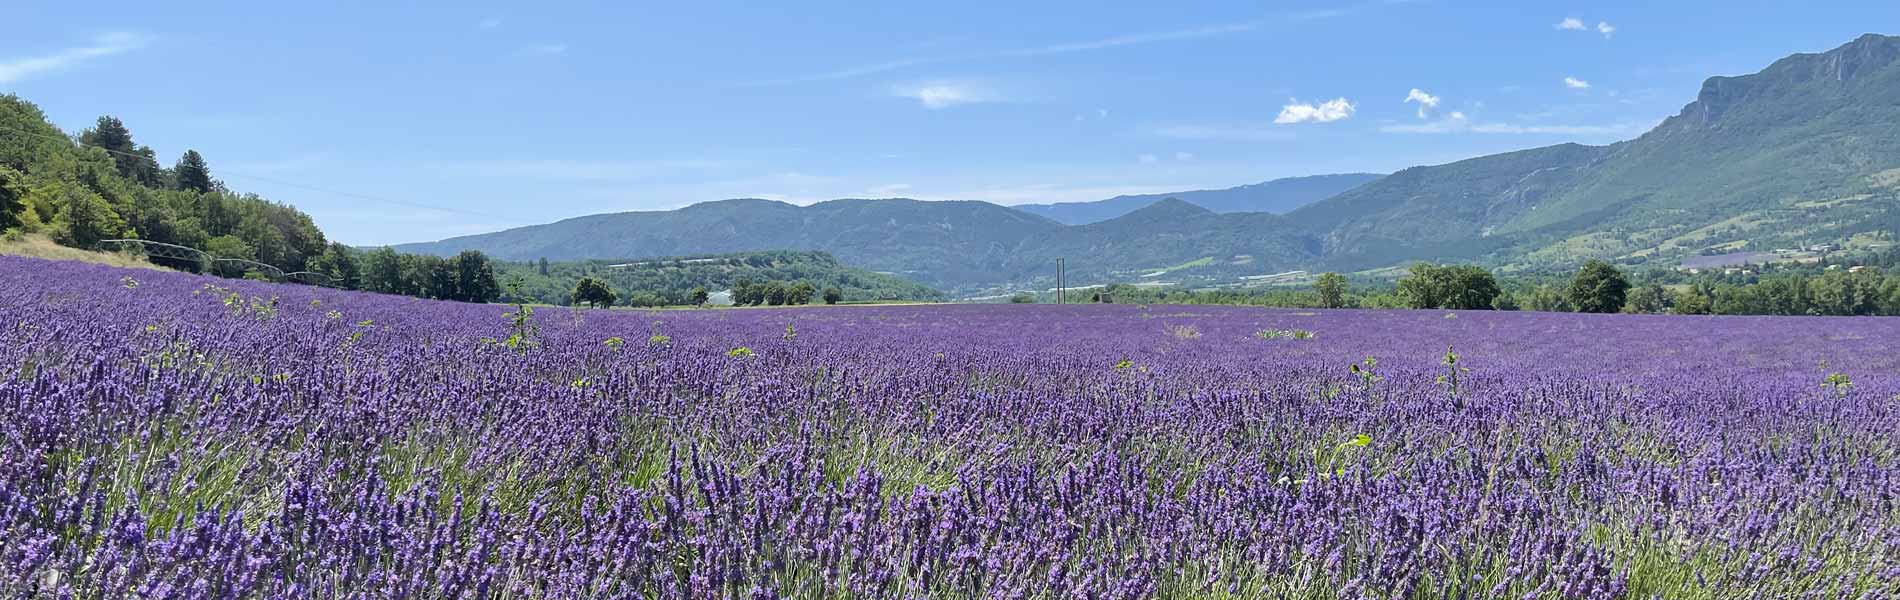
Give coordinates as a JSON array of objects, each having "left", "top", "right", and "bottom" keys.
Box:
[{"left": 2, "top": 255, "right": 1897, "bottom": 599}]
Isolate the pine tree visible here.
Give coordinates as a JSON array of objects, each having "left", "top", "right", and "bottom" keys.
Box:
[
  {"left": 78, "top": 117, "right": 135, "bottom": 171},
  {"left": 175, "top": 150, "right": 213, "bottom": 193}
]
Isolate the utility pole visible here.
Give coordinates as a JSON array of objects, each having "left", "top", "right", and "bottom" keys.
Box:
[{"left": 1055, "top": 258, "right": 1065, "bottom": 304}]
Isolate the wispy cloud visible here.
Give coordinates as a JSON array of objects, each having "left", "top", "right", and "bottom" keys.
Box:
[
  {"left": 1564, "top": 76, "right": 1592, "bottom": 89},
  {"left": 1596, "top": 22, "right": 1616, "bottom": 38},
  {"left": 1274, "top": 98, "right": 1355, "bottom": 124},
  {"left": 1174, "top": 152, "right": 1195, "bottom": 161},
  {"left": 477, "top": 17, "right": 504, "bottom": 30},
  {"left": 441, "top": 158, "right": 731, "bottom": 181},
  {"left": 521, "top": 44, "right": 567, "bottom": 56},
  {"left": 0, "top": 32, "right": 153, "bottom": 84},
  {"left": 892, "top": 81, "right": 999, "bottom": 109},
  {"left": 1152, "top": 124, "right": 1296, "bottom": 142},
  {"left": 1138, "top": 154, "right": 1160, "bottom": 164},
  {"left": 757, "top": 5, "right": 1398, "bottom": 86},
  {"left": 1404, "top": 88, "right": 1441, "bottom": 119},
  {"left": 1381, "top": 112, "right": 1638, "bottom": 135}
]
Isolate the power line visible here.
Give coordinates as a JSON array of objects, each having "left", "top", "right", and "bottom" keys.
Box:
[{"left": 0, "top": 122, "right": 529, "bottom": 224}]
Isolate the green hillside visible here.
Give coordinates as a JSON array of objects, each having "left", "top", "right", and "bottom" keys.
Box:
[
  {"left": 1300, "top": 33, "right": 1900, "bottom": 271},
  {"left": 396, "top": 198, "right": 1059, "bottom": 288},
  {"left": 495, "top": 250, "right": 942, "bottom": 307},
  {"left": 1013, "top": 173, "right": 1383, "bottom": 224},
  {"left": 393, "top": 34, "right": 1900, "bottom": 292}
]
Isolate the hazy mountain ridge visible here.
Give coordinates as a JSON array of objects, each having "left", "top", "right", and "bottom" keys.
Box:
[
  {"left": 396, "top": 34, "right": 1900, "bottom": 290},
  {"left": 1012, "top": 173, "right": 1384, "bottom": 225}
]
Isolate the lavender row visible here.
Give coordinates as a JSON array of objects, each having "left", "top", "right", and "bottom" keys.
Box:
[{"left": 1, "top": 255, "right": 1896, "bottom": 599}]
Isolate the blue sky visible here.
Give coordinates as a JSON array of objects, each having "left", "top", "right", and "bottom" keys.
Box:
[{"left": 4, "top": 1, "right": 1895, "bottom": 245}]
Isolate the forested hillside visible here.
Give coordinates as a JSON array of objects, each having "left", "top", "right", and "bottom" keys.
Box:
[
  {"left": 397, "top": 34, "right": 1900, "bottom": 292},
  {"left": 495, "top": 250, "right": 942, "bottom": 307},
  {"left": 0, "top": 94, "right": 504, "bottom": 303},
  {"left": 1013, "top": 173, "right": 1382, "bottom": 225}
]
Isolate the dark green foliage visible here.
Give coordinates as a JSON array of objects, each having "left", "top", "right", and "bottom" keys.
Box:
[
  {"left": 692, "top": 286, "right": 711, "bottom": 306},
  {"left": 1008, "top": 293, "right": 1035, "bottom": 304},
  {"left": 786, "top": 281, "right": 816, "bottom": 305},
  {"left": 1490, "top": 292, "right": 1519, "bottom": 311},
  {"left": 310, "top": 242, "right": 361, "bottom": 289},
  {"left": 0, "top": 166, "right": 24, "bottom": 230},
  {"left": 625, "top": 291, "right": 664, "bottom": 308},
  {"left": 1623, "top": 284, "right": 1671, "bottom": 314},
  {"left": 362, "top": 247, "right": 407, "bottom": 295},
  {"left": 174, "top": 150, "right": 212, "bottom": 193},
  {"left": 1673, "top": 290, "right": 1714, "bottom": 315},
  {"left": 822, "top": 286, "right": 843, "bottom": 305},
  {"left": 0, "top": 95, "right": 493, "bottom": 302},
  {"left": 453, "top": 250, "right": 501, "bottom": 303},
  {"left": 421, "top": 257, "right": 458, "bottom": 301},
  {"left": 1568, "top": 260, "right": 1631, "bottom": 313},
  {"left": 572, "top": 277, "right": 616, "bottom": 308},
  {"left": 203, "top": 235, "right": 256, "bottom": 277},
  {"left": 761, "top": 281, "right": 789, "bottom": 306},
  {"left": 48, "top": 185, "right": 126, "bottom": 248},
  {"left": 76, "top": 116, "right": 161, "bottom": 185},
  {"left": 1314, "top": 272, "right": 1347, "bottom": 309},
  {"left": 1397, "top": 263, "right": 1500, "bottom": 310},
  {"left": 1522, "top": 285, "right": 1573, "bottom": 312},
  {"left": 493, "top": 250, "right": 940, "bottom": 307}
]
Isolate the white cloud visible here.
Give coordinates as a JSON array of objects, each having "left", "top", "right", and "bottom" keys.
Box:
[
  {"left": 0, "top": 32, "right": 153, "bottom": 84},
  {"left": 868, "top": 183, "right": 913, "bottom": 196},
  {"left": 1404, "top": 88, "right": 1441, "bottom": 119},
  {"left": 760, "top": 3, "right": 1413, "bottom": 86},
  {"left": 477, "top": 17, "right": 504, "bottom": 30},
  {"left": 522, "top": 44, "right": 567, "bottom": 55},
  {"left": 1138, "top": 154, "right": 1159, "bottom": 164},
  {"left": 1152, "top": 124, "right": 1296, "bottom": 142},
  {"left": 1174, "top": 152, "right": 1195, "bottom": 161},
  {"left": 1596, "top": 22, "right": 1616, "bottom": 38},
  {"left": 893, "top": 81, "right": 999, "bottom": 109},
  {"left": 1274, "top": 97, "right": 1355, "bottom": 124},
  {"left": 1556, "top": 17, "right": 1587, "bottom": 31},
  {"left": 1098, "top": 108, "right": 1110, "bottom": 118},
  {"left": 442, "top": 158, "right": 731, "bottom": 180},
  {"left": 1564, "top": 76, "right": 1592, "bottom": 89},
  {"left": 1381, "top": 112, "right": 1638, "bottom": 136}
]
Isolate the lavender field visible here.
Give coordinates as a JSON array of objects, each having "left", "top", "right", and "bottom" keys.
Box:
[{"left": 2, "top": 255, "right": 1898, "bottom": 599}]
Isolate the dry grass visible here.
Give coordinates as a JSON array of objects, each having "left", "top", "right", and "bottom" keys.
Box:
[{"left": 0, "top": 233, "right": 165, "bottom": 270}]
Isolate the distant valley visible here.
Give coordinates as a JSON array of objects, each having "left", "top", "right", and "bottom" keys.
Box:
[
  {"left": 396, "top": 34, "right": 1900, "bottom": 294},
  {"left": 1010, "top": 173, "right": 1383, "bottom": 225}
]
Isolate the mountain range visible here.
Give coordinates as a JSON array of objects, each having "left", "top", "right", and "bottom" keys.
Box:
[
  {"left": 397, "top": 34, "right": 1900, "bottom": 293},
  {"left": 1011, "top": 173, "right": 1384, "bottom": 225}
]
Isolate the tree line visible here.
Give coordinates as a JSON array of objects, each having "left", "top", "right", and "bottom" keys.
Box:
[
  {"left": 1092, "top": 256, "right": 1900, "bottom": 317},
  {"left": 495, "top": 250, "right": 938, "bottom": 308},
  {"left": 0, "top": 95, "right": 500, "bottom": 303},
  {"left": 566, "top": 275, "right": 844, "bottom": 308}
]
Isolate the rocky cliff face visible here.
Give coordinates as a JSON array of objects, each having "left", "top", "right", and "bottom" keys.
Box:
[{"left": 1678, "top": 34, "right": 1900, "bottom": 129}]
